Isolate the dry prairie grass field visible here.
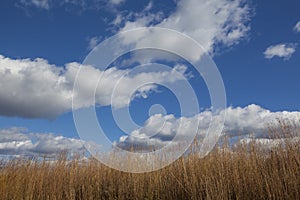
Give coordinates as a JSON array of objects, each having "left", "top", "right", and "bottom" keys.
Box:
[{"left": 0, "top": 121, "right": 299, "bottom": 200}]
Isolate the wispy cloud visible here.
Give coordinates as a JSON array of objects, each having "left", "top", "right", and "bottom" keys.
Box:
[
  {"left": 87, "top": 36, "right": 102, "bottom": 50},
  {"left": 18, "top": 0, "right": 126, "bottom": 11},
  {"left": 264, "top": 43, "right": 297, "bottom": 60},
  {"left": 18, "top": 0, "right": 107, "bottom": 11},
  {"left": 109, "top": 0, "right": 125, "bottom": 5},
  {"left": 294, "top": 21, "right": 300, "bottom": 33},
  {"left": 20, "top": 0, "right": 50, "bottom": 9}
]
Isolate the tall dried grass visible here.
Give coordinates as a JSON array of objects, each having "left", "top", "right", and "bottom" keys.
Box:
[{"left": 0, "top": 120, "right": 299, "bottom": 200}]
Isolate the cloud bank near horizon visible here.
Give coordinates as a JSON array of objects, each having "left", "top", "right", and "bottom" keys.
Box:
[
  {"left": 0, "top": 127, "right": 85, "bottom": 157},
  {"left": 116, "top": 104, "right": 300, "bottom": 150},
  {"left": 0, "top": 104, "right": 299, "bottom": 158}
]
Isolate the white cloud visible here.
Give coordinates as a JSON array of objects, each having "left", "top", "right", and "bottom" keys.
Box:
[
  {"left": 0, "top": 127, "right": 85, "bottom": 157},
  {"left": 18, "top": 0, "right": 108, "bottom": 11},
  {"left": 0, "top": 55, "right": 72, "bottom": 119},
  {"left": 264, "top": 43, "right": 297, "bottom": 60},
  {"left": 294, "top": 21, "right": 300, "bottom": 33},
  {"left": 239, "top": 137, "right": 300, "bottom": 151},
  {"left": 116, "top": 0, "right": 252, "bottom": 62},
  {"left": 0, "top": 55, "right": 188, "bottom": 119},
  {"left": 87, "top": 36, "right": 102, "bottom": 50},
  {"left": 20, "top": 0, "right": 50, "bottom": 9},
  {"left": 111, "top": 14, "right": 123, "bottom": 26},
  {"left": 109, "top": 0, "right": 125, "bottom": 5},
  {"left": 144, "top": 1, "right": 153, "bottom": 11},
  {"left": 1, "top": 105, "right": 299, "bottom": 157},
  {"left": 116, "top": 104, "right": 300, "bottom": 149}
]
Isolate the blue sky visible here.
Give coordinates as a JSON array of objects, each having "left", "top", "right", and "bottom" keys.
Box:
[{"left": 0, "top": 0, "right": 299, "bottom": 158}]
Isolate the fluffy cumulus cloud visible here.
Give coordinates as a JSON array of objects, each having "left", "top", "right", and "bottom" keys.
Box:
[
  {"left": 115, "top": 0, "right": 252, "bottom": 62},
  {"left": 0, "top": 127, "right": 85, "bottom": 157},
  {"left": 264, "top": 43, "right": 297, "bottom": 60},
  {"left": 0, "top": 55, "right": 188, "bottom": 119},
  {"left": 0, "top": 55, "right": 72, "bottom": 119},
  {"left": 294, "top": 21, "right": 300, "bottom": 33},
  {"left": 116, "top": 104, "right": 300, "bottom": 149}
]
